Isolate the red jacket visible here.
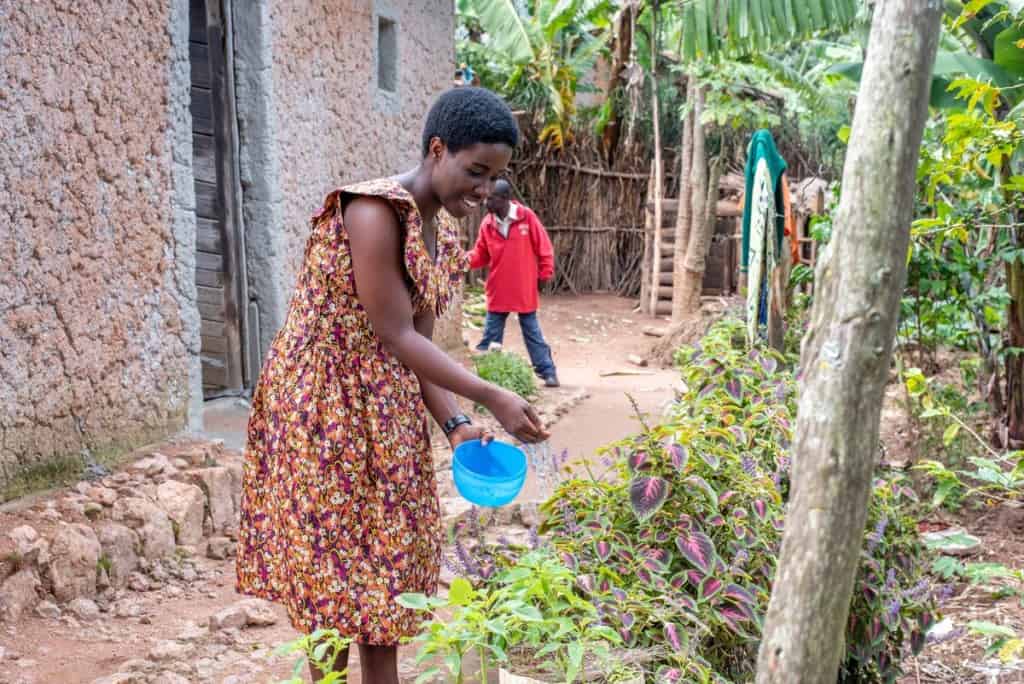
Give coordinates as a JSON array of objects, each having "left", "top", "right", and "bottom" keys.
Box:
[{"left": 467, "top": 202, "right": 555, "bottom": 314}]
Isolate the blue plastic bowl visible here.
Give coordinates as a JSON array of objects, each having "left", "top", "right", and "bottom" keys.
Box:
[{"left": 452, "top": 439, "right": 527, "bottom": 507}]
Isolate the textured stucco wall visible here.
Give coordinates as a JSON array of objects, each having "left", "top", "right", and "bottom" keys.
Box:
[
  {"left": 236, "top": 0, "right": 456, "bottom": 358},
  {"left": 0, "top": 0, "right": 200, "bottom": 485}
]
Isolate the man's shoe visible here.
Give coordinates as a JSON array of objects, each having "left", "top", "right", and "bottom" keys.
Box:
[{"left": 543, "top": 374, "right": 560, "bottom": 388}]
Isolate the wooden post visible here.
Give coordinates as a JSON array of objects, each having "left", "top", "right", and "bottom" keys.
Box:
[
  {"left": 640, "top": 161, "right": 656, "bottom": 313},
  {"left": 646, "top": 0, "right": 663, "bottom": 317}
]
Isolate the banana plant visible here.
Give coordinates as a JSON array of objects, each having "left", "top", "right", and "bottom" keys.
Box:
[
  {"left": 673, "top": 0, "right": 867, "bottom": 61},
  {"left": 456, "top": 0, "right": 616, "bottom": 147}
]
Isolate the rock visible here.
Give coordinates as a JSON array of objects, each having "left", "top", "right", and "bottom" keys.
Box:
[
  {"left": 110, "top": 473, "right": 131, "bottom": 485},
  {"left": 156, "top": 481, "right": 205, "bottom": 545},
  {"left": 92, "top": 673, "right": 144, "bottom": 684},
  {"left": 152, "top": 673, "right": 190, "bottom": 684},
  {"left": 111, "top": 497, "right": 175, "bottom": 560},
  {"left": 519, "top": 502, "right": 542, "bottom": 528},
  {"left": 180, "top": 565, "right": 197, "bottom": 583},
  {"left": 118, "top": 659, "right": 152, "bottom": 672},
  {"left": 127, "top": 572, "right": 151, "bottom": 592},
  {"left": 149, "top": 639, "right": 195, "bottom": 662},
  {"left": 922, "top": 528, "right": 982, "bottom": 557},
  {"left": 206, "top": 536, "right": 235, "bottom": 560},
  {"left": 0, "top": 569, "right": 41, "bottom": 621},
  {"left": 131, "top": 453, "right": 173, "bottom": 477},
  {"left": 88, "top": 485, "right": 119, "bottom": 507},
  {"left": 34, "top": 600, "right": 61, "bottom": 619},
  {"left": 114, "top": 600, "right": 144, "bottom": 618},
  {"left": 16, "top": 657, "right": 39, "bottom": 669},
  {"left": 176, "top": 620, "right": 207, "bottom": 642},
  {"left": 172, "top": 458, "right": 189, "bottom": 470},
  {"left": 67, "top": 597, "right": 100, "bottom": 620},
  {"left": 96, "top": 523, "right": 140, "bottom": 588},
  {"left": 237, "top": 598, "right": 277, "bottom": 626},
  {"left": 48, "top": 523, "right": 101, "bottom": 602},
  {"left": 440, "top": 496, "right": 474, "bottom": 529},
  {"left": 209, "top": 605, "right": 247, "bottom": 631},
  {"left": 191, "top": 467, "right": 238, "bottom": 535},
  {"left": 9, "top": 525, "right": 48, "bottom": 565},
  {"left": 84, "top": 502, "right": 104, "bottom": 520}
]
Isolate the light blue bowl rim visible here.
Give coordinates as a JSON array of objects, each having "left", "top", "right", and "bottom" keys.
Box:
[{"left": 453, "top": 440, "right": 528, "bottom": 481}]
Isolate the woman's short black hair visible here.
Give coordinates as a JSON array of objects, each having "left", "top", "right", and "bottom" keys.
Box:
[{"left": 421, "top": 87, "right": 519, "bottom": 158}]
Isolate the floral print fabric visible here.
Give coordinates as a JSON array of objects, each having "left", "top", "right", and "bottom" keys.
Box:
[{"left": 236, "top": 178, "right": 466, "bottom": 643}]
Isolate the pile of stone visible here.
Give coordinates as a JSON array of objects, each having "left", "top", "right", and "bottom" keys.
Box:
[{"left": 0, "top": 440, "right": 243, "bottom": 624}]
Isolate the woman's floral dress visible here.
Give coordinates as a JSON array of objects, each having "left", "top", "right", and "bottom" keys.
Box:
[{"left": 236, "top": 179, "right": 466, "bottom": 643}]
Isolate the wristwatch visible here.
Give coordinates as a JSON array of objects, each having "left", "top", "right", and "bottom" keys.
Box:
[{"left": 442, "top": 413, "right": 473, "bottom": 437}]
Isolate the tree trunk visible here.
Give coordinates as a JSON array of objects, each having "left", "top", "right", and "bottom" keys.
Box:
[
  {"left": 1007, "top": 244, "right": 1024, "bottom": 446},
  {"left": 601, "top": 4, "right": 635, "bottom": 167},
  {"left": 640, "top": 160, "right": 656, "bottom": 313},
  {"left": 647, "top": 0, "right": 664, "bottom": 317},
  {"left": 755, "top": 2, "right": 942, "bottom": 682},
  {"left": 673, "top": 86, "right": 708, "bottom": 319},
  {"left": 670, "top": 78, "right": 696, "bottom": 324}
]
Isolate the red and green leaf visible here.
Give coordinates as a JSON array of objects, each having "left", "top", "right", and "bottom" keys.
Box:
[
  {"left": 627, "top": 450, "right": 651, "bottom": 473},
  {"left": 630, "top": 476, "right": 671, "bottom": 520},
  {"left": 667, "top": 442, "right": 689, "bottom": 471},
  {"left": 725, "top": 378, "right": 743, "bottom": 403},
  {"left": 724, "top": 583, "right": 756, "bottom": 605},
  {"left": 676, "top": 528, "right": 717, "bottom": 573},
  {"left": 753, "top": 499, "right": 768, "bottom": 521},
  {"left": 699, "top": 576, "right": 724, "bottom": 602},
  {"left": 664, "top": 622, "right": 684, "bottom": 653},
  {"left": 698, "top": 450, "right": 721, "bottom": 470},
  {"left": 595, "top": 540, "right": 612, "bottom": 562},
  {"left": 685, "top": 475, "right": 719, "bottom": 510}
]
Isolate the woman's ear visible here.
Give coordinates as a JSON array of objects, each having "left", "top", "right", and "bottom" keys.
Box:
[{"left": 429, "top": 137, "right": 445, "bottom": 162}]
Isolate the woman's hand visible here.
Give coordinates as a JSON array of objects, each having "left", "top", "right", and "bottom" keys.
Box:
[
  {"left": 483, "top": 388, "right": 549, "bottom": 444},
  {"left": 447, "top": 424, "right": 493, "bottom": 450}
]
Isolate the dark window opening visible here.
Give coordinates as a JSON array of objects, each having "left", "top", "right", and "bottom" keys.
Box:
[{"left": 377, "top": 17, "right": 397, "bottom": 93}]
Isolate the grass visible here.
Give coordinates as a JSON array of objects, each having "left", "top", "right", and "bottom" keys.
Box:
[{"left": 474, "top": 350, "right": 537, "bottom": 400}]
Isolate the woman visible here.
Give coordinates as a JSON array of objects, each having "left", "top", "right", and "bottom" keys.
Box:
[{"left": 236, "top": 87, "right": 547, "bottom": 682}]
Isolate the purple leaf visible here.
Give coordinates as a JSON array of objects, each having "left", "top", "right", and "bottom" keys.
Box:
[
  {"left": 656, "top": 666, "right": 683, "bottom": 683},
  {"left": 724, "top": 583, "right": 756, "bottom": 605},
  {"left": 772, "top": 518, "right": 785, "bottom": 532},
  {"left": 698, "top": 450, "right": 721, "bottom": 470},
  {"left": 664, "top": 622, "right": 683, "bottom": 652},
  {"left": 732, "top": 507, "right": 749, "bottom": 520},
  {"left": 699, "top": 383, "right": 715, "bottom": 399},
  {"left": 729, "top": 426, "right": 749, "bottom": 446},
  {"left": 642, "top": 548, "right": 671, "bottom": 573},
  {"left": 725, "top": 378, "right": 743, "bottom": 402},
  {"left": 636, "top": 568, "right": 652, "bottom": 585},
  {"left": 667, "top": 442, "right": 689, "bottom": 471},
  {"left": 561, "top": 552, "right": 578, "bottom": 572},
  {"left": 630, "top": 476, "right": 671, "bottom": 520},
  {"left": 760, "top": 355, "right": 779, "bottom": 374},
  {"left": 599, "top": 578, "right": 610, "bottom": 593},
  {"left": 577, "top": 575, "right": 594, "bottom": 593},
  {"left": 656, "top": 529, "right": 672, "bottom": 544},
  {"left": 720, "top": 605, "right": 749, "bottom": 634},
  {"left": 670, "top": 573, "right": 687, "bottom": 589},
  {"left": 708, "top": 514, "right": 726, "bottom": 527},
  {"left": 627, "top": 450, "right": 650, "bottom": 473},
  {"left": 619, "top": 627, "right": 632, "bottom": 644},
  {"left": 718, "top": 490, "right": 738, "bottom": 506},
  {"left": 753, "top": 499, "right": 768, "bottom": 520},
  {"left": 620, "top": 612, "right": 635, "bottom": 630},
  {"left": 910, "top": 629, "right": 925, "bottom": 655},
  {"left": 676, "top": 595, "right": 697, "bottom": 612},
  {"left": 687, "top": 569, "right": 704, "bottom": 587},
  {"left": 676, "top": 528, "right": 717, "bottom": 574},
  {"left": 612, "top": 588, "right": 627, "bottom": 602},
  {"left": 595, "top": 540, "right": 612, "bottom": 562},
  {"left": 699, "top": 576, "right": 723, "bottom": 602},
  {"left": 618, "top": 546, "right": 635, "bottom": 563}
]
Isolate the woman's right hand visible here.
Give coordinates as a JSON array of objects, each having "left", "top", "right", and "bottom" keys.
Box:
[{"left": 485, "top": 388, "right": 549, "bottom": 444}]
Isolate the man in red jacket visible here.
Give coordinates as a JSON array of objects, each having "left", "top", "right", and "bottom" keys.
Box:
[{"left": 468, "top": 180, "right": 560, "bottom": 387}]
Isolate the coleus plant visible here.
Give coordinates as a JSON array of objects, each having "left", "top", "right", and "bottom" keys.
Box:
[{"left": 538, "top": 320, "right": 938, "bottom": 683}]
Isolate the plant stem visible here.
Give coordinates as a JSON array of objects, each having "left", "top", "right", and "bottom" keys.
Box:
[{"left": 479, "top": 644, "right": 488, "bottom": 684}]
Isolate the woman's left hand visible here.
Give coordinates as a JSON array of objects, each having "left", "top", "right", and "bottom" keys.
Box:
[{"left": 448, "top": 424, "right": 494, "bottom": 449}]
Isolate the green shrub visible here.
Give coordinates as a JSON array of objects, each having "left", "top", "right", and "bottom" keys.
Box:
[
  {"left": 474, "top": 351, "right": 536, "bottom": 400},
  {"left": 536, "top": 319, "right": 938, "bottom": 683}
]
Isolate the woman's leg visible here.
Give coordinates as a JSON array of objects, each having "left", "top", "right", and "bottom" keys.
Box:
[{"left": 358, "top": 644, "right": 400, "bottom": 684}]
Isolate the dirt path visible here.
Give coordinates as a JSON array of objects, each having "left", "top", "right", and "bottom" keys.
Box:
[{"left": 0, "top": 294, "right": 680, "bottom": 684}]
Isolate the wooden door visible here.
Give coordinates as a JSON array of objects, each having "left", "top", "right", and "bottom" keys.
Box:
[{"left": 190, "top": 0, "right": 246, "bottom": 396}]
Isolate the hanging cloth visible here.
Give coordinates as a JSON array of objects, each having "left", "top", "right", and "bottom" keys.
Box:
[
  {"left": 740, "top": 130, "right": 787, "bottom": 272},
  {"left": 745, "top": 159, "right": 777, "bottom": 346}
]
